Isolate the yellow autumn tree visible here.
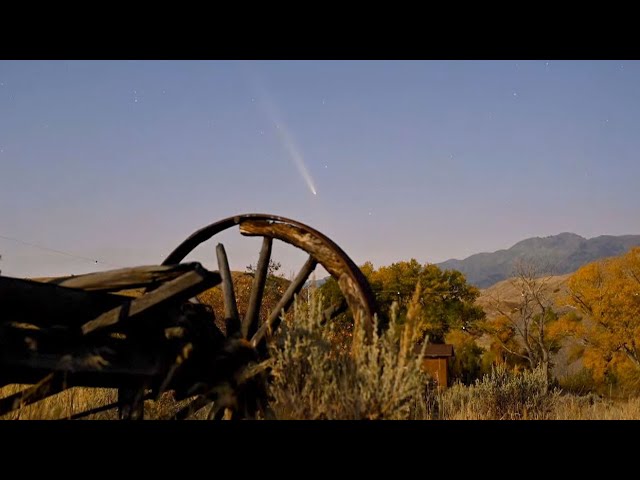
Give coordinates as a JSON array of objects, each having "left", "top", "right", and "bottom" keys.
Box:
[
  {"left": 445, "top": 329, "right": 485, "bottom": 384},
  {"left": 561, "top": 247, "right": 640, "bottom": 390}
]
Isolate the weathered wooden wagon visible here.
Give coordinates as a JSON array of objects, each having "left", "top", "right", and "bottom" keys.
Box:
[{"left": 0, "top": 214, "right": 377, "bottom": 420}]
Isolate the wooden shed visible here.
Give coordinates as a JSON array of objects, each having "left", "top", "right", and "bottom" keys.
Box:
[{"left": 422, "top": 344, "right": 454, "bottom": 389}]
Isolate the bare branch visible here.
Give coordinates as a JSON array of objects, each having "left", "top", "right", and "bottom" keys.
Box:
[{"left": 493, "top": 335, "right": 532, "bottom": 363}]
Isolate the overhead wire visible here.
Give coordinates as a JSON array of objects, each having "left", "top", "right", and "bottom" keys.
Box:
[{"left": 0, "top": 233, "right": 123, "bottom": 269}]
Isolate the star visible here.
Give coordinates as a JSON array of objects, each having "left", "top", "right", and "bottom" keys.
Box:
[{"left": 513, "top": 92, "right": 518, "bottom": 97}]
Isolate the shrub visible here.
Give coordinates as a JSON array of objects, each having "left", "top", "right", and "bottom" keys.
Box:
[
  {"left": 558, "top": 369, "right": 599, "bottom": 396},
  {"left": 439, "top": 365, "right": 559, "bottom": 419},
  {"left": 267, "top": 287, "right": 431, "bottom": 420}
]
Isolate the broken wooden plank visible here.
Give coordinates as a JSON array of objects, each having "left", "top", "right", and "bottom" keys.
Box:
[
  {"left": 0, "top": 346, "right": 166, "bottom": 389},
  {"left": 0, "top": 276, "right": 131, "bottom": 327},
  {"left": 81, "top": 264, "right": 221, "bottom": 335},
  {"left": 0, "top": 323, "right": 124, "bottom": 355},
  {"left": 0, "top": 345, "right": 165, "bottom": 376},
  {"left": 31, "top": 263, "right": 204, "bottom": 292}
]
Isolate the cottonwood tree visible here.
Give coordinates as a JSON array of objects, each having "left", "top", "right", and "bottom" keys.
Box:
[
  {"left": 320, "top": 259, "right": 485, "bottom": 342},
  {"left": 482, "top": 260, "right": 563, "bottom": 392},
  {"left": 560, "top": 247, "right": 640, "bottom": 389}
]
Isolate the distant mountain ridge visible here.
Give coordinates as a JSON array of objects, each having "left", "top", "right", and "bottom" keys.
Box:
[
  {"left": 437, "top": 233, "right": 640, "bottom": 288},
  {"left": 304, "top": 277, "right": 329, "bottom": 288}
]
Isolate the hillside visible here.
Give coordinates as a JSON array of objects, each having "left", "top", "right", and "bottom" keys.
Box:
[
  {"left": 437, "top": 233, "right": 640, "bottom": 288},
  {"left": 476, "top": 273, "right": 572, "bottom": 320},
  {"left": 476, "top": 273, "right": 583, "bottom": 379},
  {"left": 197, "top": 271, "right": 291, "bottom": 334}
]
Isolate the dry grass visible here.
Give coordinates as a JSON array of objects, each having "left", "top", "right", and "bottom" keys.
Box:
[
  {"left": 548, "top": 396, "right": 640, "bottom": 420},
  {"left": 430, "top": 366, "right": 640, "bottom": 420},
  {"left": 5, "top": 380, "right": 639, "bottom": 420},
  {"left": 0, "top": 385, "right": 118, "bottom": 420},
  {"left": 436, "top": 390, "right": 640, "bottom": 420},
  {"left": 0, "top": 385, "right": 205, "bottom": 420}
]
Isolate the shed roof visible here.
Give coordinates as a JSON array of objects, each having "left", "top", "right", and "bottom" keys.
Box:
[{"left": 423, "top": 343, "right": 454, "bottom": 358}]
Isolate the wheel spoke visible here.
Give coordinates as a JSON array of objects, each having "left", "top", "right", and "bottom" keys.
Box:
[
  {"left": 64, "top": 400, "right": 121, "bottom": 420},
  {"left": 63, "top": 391, "right": 153, "bottom": 420},
  {"left": 242, "top": 237, "right": 273, "bottom": 339},
  {"left": 321, "top": 298, "right": 348, "bottom": 325},
  {"left": 251, "top": 255, "right": 317, "bottom": 347},
  {"left": 216, "top": 243, "right": 241, "bottom": 337},
  {"left": 118, "top": 385, "right": 145, "bottom": 420},
  {"left": 0, "top": 373, "right": 65, "bottom": 416},
  {"left": 168, "top": 395, "right": 211, "bottom": 420}
]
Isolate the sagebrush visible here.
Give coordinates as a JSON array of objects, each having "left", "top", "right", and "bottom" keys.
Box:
[{"left": 268, "top": 288, "right": 430, "bottom": 419}]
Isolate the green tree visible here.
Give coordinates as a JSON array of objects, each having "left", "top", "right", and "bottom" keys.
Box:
[
  {"left": 320, "top": 259, "right": 485, "bottom": 343},
  {"left": 246, "top": 259, "right": 282, "bottom": 278}
]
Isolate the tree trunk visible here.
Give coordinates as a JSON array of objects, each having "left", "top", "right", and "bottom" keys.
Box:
[{"left": 540, "top": 353, "right": 550, "bottom": 395}]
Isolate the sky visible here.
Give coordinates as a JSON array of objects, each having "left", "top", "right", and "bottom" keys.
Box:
[{"left": 0, "top": 60, "right": 639, "bottom": 279}]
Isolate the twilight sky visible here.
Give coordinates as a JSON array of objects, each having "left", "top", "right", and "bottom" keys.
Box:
[{"left": 0, "top": 60, "right": 639, "bottom": 279}]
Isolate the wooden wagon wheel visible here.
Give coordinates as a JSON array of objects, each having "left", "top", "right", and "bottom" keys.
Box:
[
  {"left": 159, "top": 213, "right": 378, "bottom": 419},
  {"left": 165, "top": 214, "right": 376, "bottom": 343},
  {"left": 0, "top": 214, "right": 377, "bottom": 421}
]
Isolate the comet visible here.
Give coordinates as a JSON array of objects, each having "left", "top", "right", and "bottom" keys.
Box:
[
  {"left": 272, "top": 120, "right": 317, "bottom": 196},
  {"left": 242, "top": 67, "right": 318, "bottom": 196}
]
